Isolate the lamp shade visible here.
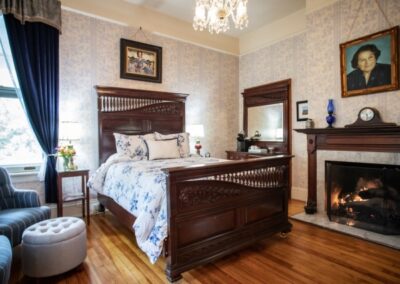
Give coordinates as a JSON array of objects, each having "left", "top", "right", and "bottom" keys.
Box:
[
  {"left": 187, "top": 124, "right": 204, "bottom": 138},
  {"left": 59, "top": 121, "right": 80, "bottom": 142}
]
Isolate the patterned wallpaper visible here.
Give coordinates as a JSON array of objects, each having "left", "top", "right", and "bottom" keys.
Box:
[
  {"left": 240, "top": 0, "right": 400, "bottom": 203},
  {"left": 13, "top": 10, "right": 239, "bottom": 202},
  {"left": 59, "top": 10, "right": 239, "bottom": 172}
]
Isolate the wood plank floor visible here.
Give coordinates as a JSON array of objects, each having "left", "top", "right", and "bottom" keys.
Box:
[{"left": 10, "top": 200, "right": 400, "bottom": 283}]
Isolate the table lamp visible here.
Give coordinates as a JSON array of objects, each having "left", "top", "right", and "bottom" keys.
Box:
[
  {"left": 187, "top": 124, "right": 204, "bottom": 155},
  {"left": 58, "top": 121, "right": 81, "bottom": 170},
  {"left": 59, "top": 121, "right": 81, "bottom": 145}
]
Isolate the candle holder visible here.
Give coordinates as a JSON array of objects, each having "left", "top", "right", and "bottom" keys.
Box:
[{"left": 326, "top": 99, "right": 336, "bottom": 128}]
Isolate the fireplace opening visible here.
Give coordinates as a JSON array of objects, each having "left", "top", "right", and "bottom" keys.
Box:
[{"left": 326, "top": 161, "right": 400, "bottom": 235}]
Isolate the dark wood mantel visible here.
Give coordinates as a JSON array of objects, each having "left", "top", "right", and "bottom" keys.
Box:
[{"left": 294, "top": 126, "right": 400, "bottom": 214}]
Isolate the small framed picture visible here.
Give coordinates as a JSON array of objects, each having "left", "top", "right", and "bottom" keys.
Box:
[
  {"left": 296, "top": 100, "right": 308, "bottom": 121},
  {"left": 120, "top": 38, "right": 162, "bottom": 83},
  {"left": 340, "top": 27, "right": 399, "bottom": 97}
]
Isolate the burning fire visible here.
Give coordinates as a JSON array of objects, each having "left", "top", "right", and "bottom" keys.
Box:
[{"left": 332, "top": 187, "right": 367, "bottom": 209}]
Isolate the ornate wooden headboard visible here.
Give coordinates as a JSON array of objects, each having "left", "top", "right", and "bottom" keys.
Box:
[{"left": 95, "top": 86, "right": 188, "bottom": 164}]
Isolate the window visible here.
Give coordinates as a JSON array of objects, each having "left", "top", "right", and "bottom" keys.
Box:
[{"left": 0, "top": 17, "right": 42, "bottom": 168}]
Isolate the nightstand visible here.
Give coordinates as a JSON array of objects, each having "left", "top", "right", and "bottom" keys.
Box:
[{"left": 56, "top": 169, "right": 90, "bottom": 225}]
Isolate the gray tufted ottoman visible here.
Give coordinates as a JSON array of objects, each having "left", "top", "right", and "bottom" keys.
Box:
[{"left": 21, "top": 217, "right": 87, "bottom": 278}]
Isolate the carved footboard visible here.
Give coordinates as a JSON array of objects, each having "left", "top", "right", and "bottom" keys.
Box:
[{"left": 163, "top": 155, "right": 292, "bottom": 281}]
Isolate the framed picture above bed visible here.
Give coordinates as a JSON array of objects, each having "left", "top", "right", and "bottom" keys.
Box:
[
  {"left": 340, "top": 26, "right": 399, "bottom": 98},
  {"left": 120, "top": 38, "right": 162, "bottom": 83}
]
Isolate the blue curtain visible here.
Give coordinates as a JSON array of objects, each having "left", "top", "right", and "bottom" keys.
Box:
[{"left": 4, "top": 14, "right": 59, "bottom": 203}]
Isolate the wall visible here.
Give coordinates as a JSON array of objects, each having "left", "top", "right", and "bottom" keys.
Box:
[
  {"left": 239, "top": 8, "right": 306, "bottom": 55},
  {"left": 60, "top": 9, "right": 239, "bottom": 172},
  {"left": 239, "top": 0, "right": 400, "bottom": 202},
  {"left": 61, "top": 0, "right": 239, "bottom": 55},
  {"left": 13, "top": 9, "right": 239, "bottom": 207}
]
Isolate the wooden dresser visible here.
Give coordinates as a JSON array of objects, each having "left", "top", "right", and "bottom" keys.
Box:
[{"left": 226, "top": 150, "right": 277, "bottom": 160}]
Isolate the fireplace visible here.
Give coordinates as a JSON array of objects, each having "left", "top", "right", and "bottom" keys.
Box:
[{"left": 326, "top": 161, "right": 400, "bottom": 235}]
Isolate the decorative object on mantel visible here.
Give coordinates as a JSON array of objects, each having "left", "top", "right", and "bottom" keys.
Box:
[
  {"left": 345, "top": 107, "right": 397, "bottom": 128},
  {"left": 325, "top": 99, "right": 335, "bottom": 128},
  {"left": 339, "top": 0, "right": 398, "bottom": 97},
  {"left": 305, "top": 119, "right": 314, "bottom": 129},
  {"left": 193, "top": 0, "right": 248, "bottom": 34},
  {"left": 120, "top": 37, "right": 162, "bottom": 83}
]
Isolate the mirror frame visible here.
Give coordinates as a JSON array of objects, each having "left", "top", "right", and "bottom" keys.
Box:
[{"left": 243, "top": 79, "right": 291, "bottom": 154}]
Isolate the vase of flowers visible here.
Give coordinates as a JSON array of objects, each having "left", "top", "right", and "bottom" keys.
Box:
[{"left": 56, "top": 145, "right": 77, "bottom": 170}]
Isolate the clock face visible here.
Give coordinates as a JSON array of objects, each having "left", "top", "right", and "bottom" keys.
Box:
[{"left": 360, "top": 108, "right": 375, "bottom": 122}]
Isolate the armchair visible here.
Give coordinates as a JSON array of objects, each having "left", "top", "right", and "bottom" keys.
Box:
[{"left": 0, "top": 167, "right": 51, "bottom": 247}]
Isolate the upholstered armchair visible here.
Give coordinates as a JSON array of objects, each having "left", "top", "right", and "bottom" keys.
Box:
[
  {"left": 0, "top": 235, "right": 12, "bottom": 284},
  {"left": 0, "top": 167, "right": 51, "bottom": 247}
]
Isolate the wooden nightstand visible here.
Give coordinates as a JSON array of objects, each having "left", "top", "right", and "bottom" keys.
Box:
[{"left": 57, "top": 169, "right": 90, "bottom": 225}]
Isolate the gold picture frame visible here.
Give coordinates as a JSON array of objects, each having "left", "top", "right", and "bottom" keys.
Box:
[{"left": 340, "top": 26, "right": 399, "bottom": 97}]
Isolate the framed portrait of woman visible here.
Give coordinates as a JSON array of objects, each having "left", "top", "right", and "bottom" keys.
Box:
[{"left": 340, "top": 26, "right": 399, "bottom": 97}]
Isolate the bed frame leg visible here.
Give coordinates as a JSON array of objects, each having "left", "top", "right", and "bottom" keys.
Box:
[
  {"left": 279, "top": 231, "right": 289, "bottom": 238},
  {"left": 166, "top": 269, "right": 182, "bottom": 283},
  {"left": 97, "top": 203, "right": 105, "bottom": 213},
  {"left": 279, "top": 223, "right": 292, "bottom": 239}
]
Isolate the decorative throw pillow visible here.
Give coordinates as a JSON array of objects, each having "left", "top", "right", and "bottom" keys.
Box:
[
  {"left": 140, "top": 133, "right": 156, "bottom": 141},
  {"left": 154, "top": 132, "right": 190, "bottom": 158},
  {"left": 113, "top": 133, "right": 148, "bottom": 160},
  {"left": 146, "top": 139, "right": 181, "bottom": 160}
]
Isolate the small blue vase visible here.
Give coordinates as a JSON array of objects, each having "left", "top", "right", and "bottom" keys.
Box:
[
  {"left": 326, "top": 114, "right": 336, "bottom": 127},
  {"left": 326, "top": 99, "right": 335, "bottom": 128},
  {"left": 327, "top": 99, "right": 334, "bottom": 114}
]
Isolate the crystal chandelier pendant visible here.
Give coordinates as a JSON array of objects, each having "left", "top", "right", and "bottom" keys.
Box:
[{"left": 193, "top": 0, "right": 249, "bottom": 34}]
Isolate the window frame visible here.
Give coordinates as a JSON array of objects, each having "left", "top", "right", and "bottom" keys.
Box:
[{"left": 0, "top": 86, "right": 16, "bottom": 98}]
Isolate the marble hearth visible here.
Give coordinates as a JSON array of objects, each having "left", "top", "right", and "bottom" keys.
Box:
[{"left": 291, "top": 212, "right": 400, "bottom": 250}]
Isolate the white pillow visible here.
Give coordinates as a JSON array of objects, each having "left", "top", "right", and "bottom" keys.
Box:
[
  {"left": 113, "top": 133, "right": 148, "bottom": 159},
  {"left": 154, "top": 132, "right": 190, "bottom": 158},
  {"left": 146, "top": 139, "right": 181, "bottom": 160},
  {"left": 140, "top": 133, "right": 155, "bottom": 141}
]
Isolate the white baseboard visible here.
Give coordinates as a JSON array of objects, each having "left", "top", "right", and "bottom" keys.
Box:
[{"left": 291, "top": 186, "right": 307, "bottom": 201}]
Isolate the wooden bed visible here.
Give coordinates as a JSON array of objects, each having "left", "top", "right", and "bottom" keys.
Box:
[{"left": 94, "top": 85, "right": 293, "bottom": 282}]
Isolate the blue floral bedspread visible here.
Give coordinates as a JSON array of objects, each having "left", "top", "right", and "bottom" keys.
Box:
[{"left": 88, "top": 155, "right": 223, "bottom": 263}]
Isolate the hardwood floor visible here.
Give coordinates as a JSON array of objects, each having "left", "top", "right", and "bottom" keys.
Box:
[{"left": 10, "top": 200, "right": 400, "bottom": 283}]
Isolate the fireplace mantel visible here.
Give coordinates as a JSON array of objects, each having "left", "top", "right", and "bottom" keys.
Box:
[{"left": 294, "top": 126, "right": 400, "bottom": 214}]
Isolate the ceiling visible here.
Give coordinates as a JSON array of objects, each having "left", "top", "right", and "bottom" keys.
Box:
[{"left": 124, "top": 0, "right": 306, "bottom": 37}]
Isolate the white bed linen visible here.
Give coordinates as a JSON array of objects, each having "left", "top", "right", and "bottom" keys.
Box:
[{"left": 88, "top": 155, "right": 223, "bottom": 263}]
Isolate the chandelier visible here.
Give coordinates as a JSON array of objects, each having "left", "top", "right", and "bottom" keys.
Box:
[{"left": 193, "top": 0, "right": 249, "bottom": 34}]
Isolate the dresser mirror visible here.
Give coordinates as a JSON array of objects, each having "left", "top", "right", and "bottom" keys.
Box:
[
  {"left": 243, "top": 79, "right": 291, "bottom": 154},
  {"left": 248, "top": 103, "right": 284, "bottom": 141}
]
